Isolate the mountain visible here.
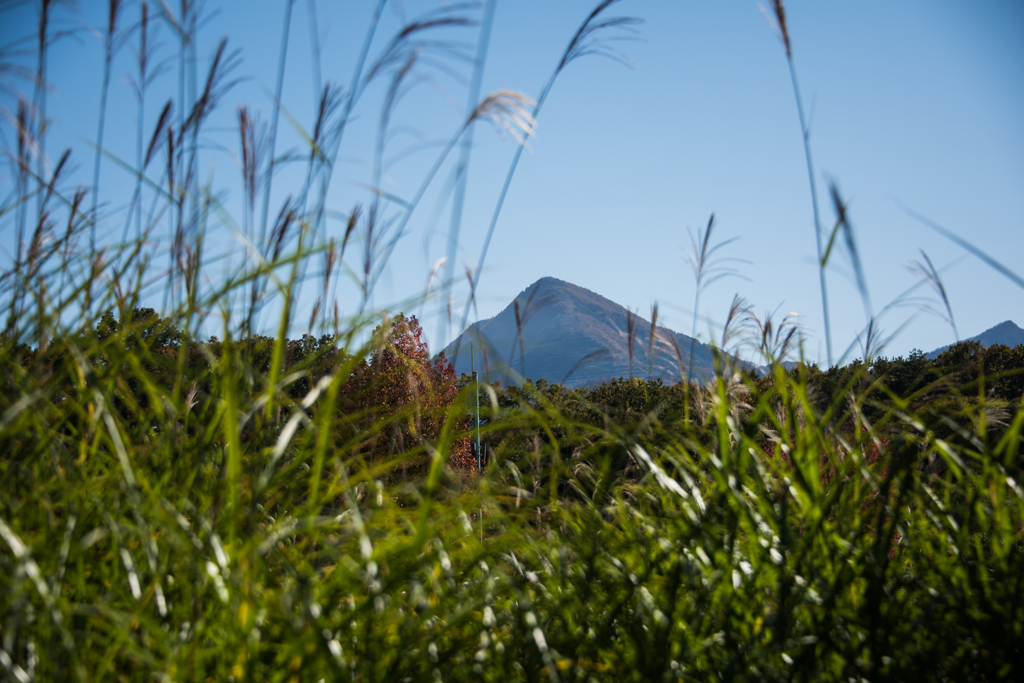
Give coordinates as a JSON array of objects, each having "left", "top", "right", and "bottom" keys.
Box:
[
  {"left": 926, "top": 320, "right": 1024, "bottom": 359},
  {"left": 440, "top": 277, "right": 723, "bottom": 388}
]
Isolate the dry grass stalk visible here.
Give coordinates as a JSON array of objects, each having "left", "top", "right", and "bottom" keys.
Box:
[
  {"left": 626, "top": 307, "right": 636, "bottom": 379},
  {"left": 558, "top": 0, "right": 641, "bottom": 73},
  {"left": 470, "top": 90, "right": 536, "bottom": 147},
  {"left": 507, "top": 286, "right": 548, "bottom": 381},
  {"left": 746, "top": 307, "right": 802, "bottom": 364},
  {"left": 340, "top": 206, "right": 360, "bottom": 260},
  {"left": 561, "top": 348, "right": 613, "bottom": 386},
  {"left": 720, "top": 294, "right": 750, "bottom": 350},
  {"left": 665, "top": 331, "right": 688, "bottom": 384},
  {"left": 826, "top": 182, "right": 872, "bottom": 323},
  {"left": 685, "top": 213, "right": 745, "bottom": 380},
  {"left": 309, "top": 297, "right": 322, "bottom": 336},
  {"left": 456, "top": 0, "right": 641, "bottom": 360},
  {"left": 90, "top": 0, "right": 125, "bottom": 250},
  {"left": 770, "top": 0, "right": 791, "bottom": 58},
  {"left": 906, "top": 249, "right": 959, "bottom": 342},
  {"left": 648, "top": 302, "right": 658, "bottom": 380},
  {"left": 268, "top": 197, "right": 297, "bottom": 263},
  {"left": 514, "top": 299, "right": 524, "bottom": 379}
]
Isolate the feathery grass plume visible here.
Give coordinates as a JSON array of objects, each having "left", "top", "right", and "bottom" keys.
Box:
[
  {"left": 341, "top": 204, "right": 360, "bottom": 259},
  {"left": 179, "top": 239, "right": 200, "bottom": 306},
  {"left": 144, "top": 100, "right": 173, "bottom": 170},
  {"left": 365, "top": 10, "right": 476, "bottom": 83},
  {"left": 57, "top": 186, "right": 88, "bottom": 310},
  {"left": 310, "top": 82, "right": 344, "bottom": 166},
  {"left": 856, "top": 318, "right": 893, "bottom": 365},
  {"left": 695, "top": 372, "right": 751, "bottom": 429},
  {"left": 182, "top": 37, "right": 241, "bottom": 137},
  {"left": 237, "top": 105, "right": 269, "bottom": 254},
  {"left": 685, "top": 213, "right": 745, "bottom": 380},
  {"left": 762, "top": 0, "right": 791, "bottom": 58},
  {"left": 362, "top": 44, "right": 416, "bottom": 302},
  {"left": 266, "top": 196, "right": 297, "bottom": 264},
  {"left": 365, "top": 85, "right": 536, "bottom": 300},
  {"left": 455, "top": 0, "right": 641, "bottom": 365},
  {"left": 906, "top": 249, "right": 959, "bottom": 342},
  {"left": 167, "top": 36, "right": 239, "bottom": 310},
  {"left": 367, "top": 7, "right": 477, "bottom": 187},
  {"left": 358, "top": 7, "right": 502, "bottom": 303},
  {"left": 746, "top": 306, "right": 802, "bottom": 364},
  {"left": 10, "top": 147, "right": 70, "bottom": 338},
  {"left": 294, "top": 81, "right": 345, "bottom": 306},
  {"left": 237, "top": 106, "right": 261, "bottom": 219},
  {"left": 470, "top": 89, "right": 537, "bottom": 146},
  {"left": 182, "top": 34, "right": 241, "bottom": 204},
  {"left": 308, "top": 296, "right": 321, "bottom": 336},
  {"left": 720, "top": 293, "right": 751, "bottom": 350},
  {"left": 323, "top": 237, "right": 337, "bottom": 308},
  {"left": 558, "top": 0, "right": 642, "bottom": 72},
  {"left": 13, "top": 97, "right": 30, "bottom": 282},
  {"left": 421, "top": 256, "right": 447, "bottom": 303}
]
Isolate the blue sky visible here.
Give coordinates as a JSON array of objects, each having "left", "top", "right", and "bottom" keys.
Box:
[{"left": 2, "top": 0, "right": 1022, "bottom": 365}]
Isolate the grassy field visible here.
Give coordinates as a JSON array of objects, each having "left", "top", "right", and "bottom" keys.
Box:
[{"left": 2, "top": 1, "right": 1022, "bottom": 681}]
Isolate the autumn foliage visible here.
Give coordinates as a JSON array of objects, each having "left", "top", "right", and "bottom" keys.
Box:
[{"left": 351, "top": 313, "right": 473, "bottom": 470}]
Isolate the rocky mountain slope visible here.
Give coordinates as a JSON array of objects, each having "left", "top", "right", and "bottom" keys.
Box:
[
  {"left": 441, "top": 277, "right": 722, "bottom": 388},
  {"left": 927, "top": 320, "right": 1024, "bottom": 359}
]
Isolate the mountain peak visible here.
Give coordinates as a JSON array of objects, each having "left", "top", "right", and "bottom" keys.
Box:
[
  {"left": 990, "top": 320, "right": 1022, "bottom": 333},
  {"left": 926, "top": 320, "right": 1023, "bottom": 359},
  {"left": 441, "top": 278, "right": 719, "bottom": 388},
  {"left": 517, "top": 276, "right": 589, "bottom": 299}
]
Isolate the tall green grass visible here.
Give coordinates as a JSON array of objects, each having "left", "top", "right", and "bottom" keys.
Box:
[{"left": 1, "top": 1, "right": 1022, "bottom": 681}]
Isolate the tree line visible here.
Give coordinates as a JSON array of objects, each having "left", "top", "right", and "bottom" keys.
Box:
[{"left": 1, "top": 308, "right": 474, "bottom": 479}]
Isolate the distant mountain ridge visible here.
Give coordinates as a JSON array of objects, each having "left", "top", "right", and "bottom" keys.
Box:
[
  {"left": 441, "top": 277, "right": 723, "bottom": 388},
  {"left": 926, "top": 320, "right": 1024, "bottom": 359}
]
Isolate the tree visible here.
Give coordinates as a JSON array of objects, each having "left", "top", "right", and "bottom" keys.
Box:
[{"left": 354, "top": 314, "right": 472, "bottom": 470}]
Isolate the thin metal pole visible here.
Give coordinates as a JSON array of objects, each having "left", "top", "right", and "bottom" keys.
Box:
[{"left": 472, "top": 345, "right": 481, "bottom": 471}]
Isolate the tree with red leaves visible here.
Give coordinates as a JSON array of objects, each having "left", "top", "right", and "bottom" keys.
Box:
[{"left": 353, "top": 313, "right": 473, "bottom": 471}]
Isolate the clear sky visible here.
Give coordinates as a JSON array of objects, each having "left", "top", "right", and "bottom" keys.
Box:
[{"left": 2, "top": 1, "right": 1023, "bottom": 365}]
